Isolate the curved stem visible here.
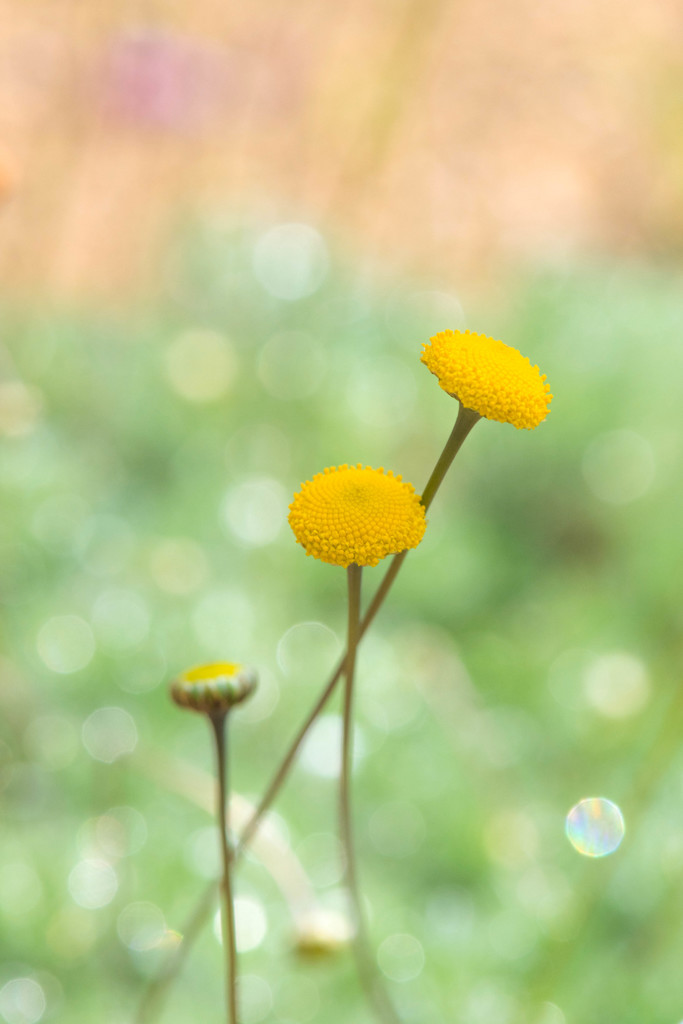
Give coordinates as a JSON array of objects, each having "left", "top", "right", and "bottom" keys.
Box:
[
  {"left": 341, "top": 564, "right": 402, "bottom": 1024},
  {"left": 134, "top": 405, "right": 480, "bottom": 1022},
  {"left": 236, "top": 669, "right": 341, "bottom": 855},
  {"left": 238, "top": 405, "right": 479, "bottom": 854},
  {"left": 420, "top": 403, "right": 480, "bottom": 511},
  {"left": 209, "top": 712, "right": 239, "bottom": 1024}
]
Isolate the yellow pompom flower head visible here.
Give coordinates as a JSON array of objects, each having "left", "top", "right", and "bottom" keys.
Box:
[
  {"left": 421, "top": 329, "right": 552, "bottom": 429},
  {"left": 171, "top": 661, "right": 257, "bottom": 715},
  {"left": 288, "top": 464, "right": 426, "bottom": 568}
]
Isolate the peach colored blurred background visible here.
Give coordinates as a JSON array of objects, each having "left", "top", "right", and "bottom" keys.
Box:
[{"left": 1, "top": 0, "right": 682, "bottom": 301}]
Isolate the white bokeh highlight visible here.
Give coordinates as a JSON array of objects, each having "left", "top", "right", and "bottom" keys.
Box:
[{"left": 252, "top": 224, "right": 328, "bottom": 301}]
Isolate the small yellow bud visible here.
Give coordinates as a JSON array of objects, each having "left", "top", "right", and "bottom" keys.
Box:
[{"left": 170, "top": 662, "right": 257, "bottom": 715}]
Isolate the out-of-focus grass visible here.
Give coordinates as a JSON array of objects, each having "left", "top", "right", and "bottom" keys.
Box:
[{"left": 1, "top": 227, "right": 682, "bottom": 1024}]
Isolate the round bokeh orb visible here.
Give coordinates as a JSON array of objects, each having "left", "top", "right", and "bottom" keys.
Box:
[{"left": 565, "top": 797, "right": 625, "bottom": 858}]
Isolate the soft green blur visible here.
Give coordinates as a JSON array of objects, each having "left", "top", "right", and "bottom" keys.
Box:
[{"left": 1, "top": 228, "right": 682, "bottom": 1024}]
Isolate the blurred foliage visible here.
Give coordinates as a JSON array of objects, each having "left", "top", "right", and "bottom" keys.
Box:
[
  {"left": 1, "top": 225, "right": 683, "bottom": 1024},
  {"left": 3, "top": 0, "right": 683, "bottom": 299}
]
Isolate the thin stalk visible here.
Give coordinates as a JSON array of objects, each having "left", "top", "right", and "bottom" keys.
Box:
[
  {"left": 420, "top": 403, "right": 481, "bottom": 511},
  {"left": 238, "top": 403, "right": 480, "bottom": 852},
  {"left": 209, "top": 712, "right": 239, "bottom": 1024},
  {"left": 134, "top": 404, "right": 481, "bottom": 1022},
  {"left": 341, "top": 564, "right": 402, "bottom": 1024}
]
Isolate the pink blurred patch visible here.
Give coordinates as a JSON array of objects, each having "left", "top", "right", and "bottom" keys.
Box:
[{"left": 99, "top": 28, "right": 226, "bottom": 133}]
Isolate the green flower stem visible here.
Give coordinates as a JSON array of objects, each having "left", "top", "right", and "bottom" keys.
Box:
[
  {"left": 134, "top": 403, "right": 480, "bottom": 1022},
  {"left": 342, "top": 564, "right": 402, "bottom": 1024},
  {"left": 419, "top": 403, "right": 480, "bottom": 511},
  {"left": 237, "top": 403, "right": 480, "bottom": 853},
  {"left": 208, "top": 711, "right": 239, "bottom": 1024}
]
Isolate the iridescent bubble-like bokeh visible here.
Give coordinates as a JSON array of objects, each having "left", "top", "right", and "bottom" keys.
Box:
[{"left": 565, "top": 797, "right": 625, "bottom": 858}]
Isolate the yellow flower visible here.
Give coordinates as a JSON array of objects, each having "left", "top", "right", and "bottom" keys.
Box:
[
  {"left": 421, "top": 329, "right": 552, "bottom": 429},
  {"left": 171, "top": 662, "right": 257, "bottom": 714},
  {"left": 288, "top": 464, "right": 426, "bottom": 568}
]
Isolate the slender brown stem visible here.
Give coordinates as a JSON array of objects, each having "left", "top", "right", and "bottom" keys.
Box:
[
  {"left": 134, "top": 405, "right": 481, "bottom": 1022},
  {"left": 235, "top": 670, "right": 341, "bottom": 854},
  {"left": 209, "top": 712, "right": 239, "bottom": 1024},
  {"left": 238, "top": 404, "right": 479, "bottom": 854},
  {"left": 341, "top": 565, "right": 402, "bottom": 1024},
  {"left": 420, "top": 403, "right": 481, "bottom": 511}
]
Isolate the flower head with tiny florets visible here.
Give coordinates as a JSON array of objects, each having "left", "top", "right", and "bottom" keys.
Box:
[
  {"left": 288, "top": 464, "right": 427, "bottom": 568},
  {"left": 421, "top": 329, "right": 552, "bottom": 429}
]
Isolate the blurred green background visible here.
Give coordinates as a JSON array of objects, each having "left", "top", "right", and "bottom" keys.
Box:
[
  {"left": 1, "top": 228, "right": 682, "bottom": 1023},
  {"left": 2, "top": 1, "right": 683, "bottom": 1022}
]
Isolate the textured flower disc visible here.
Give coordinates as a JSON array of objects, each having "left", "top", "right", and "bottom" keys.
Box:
[
  {"left": 288, "top": 464, "right": 427, "bottom": 568},
  {"left": 170, "top": 661, "right": 257, "bottom": 713},
  {"left": 421, "top": 329, "right": 552, "bottom": 429}
]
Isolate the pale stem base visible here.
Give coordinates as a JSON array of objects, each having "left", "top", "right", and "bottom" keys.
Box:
[
  {"left": 341, "top": 564, "right": 402, "bottom": 1024},
  {"left": 209, "top": 712, "right": 239, "bottom": 1024}
]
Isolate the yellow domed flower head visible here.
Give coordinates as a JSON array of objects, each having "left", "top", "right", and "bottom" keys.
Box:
[
  {"left": 171, "top": 662, "right": 257, "bottom": 715},
  {"left": 288, "top": 464, "right": 427, "bottom": 568},
  {"left": 421, "top": 329, "right": 552, "bottom": 429}
]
